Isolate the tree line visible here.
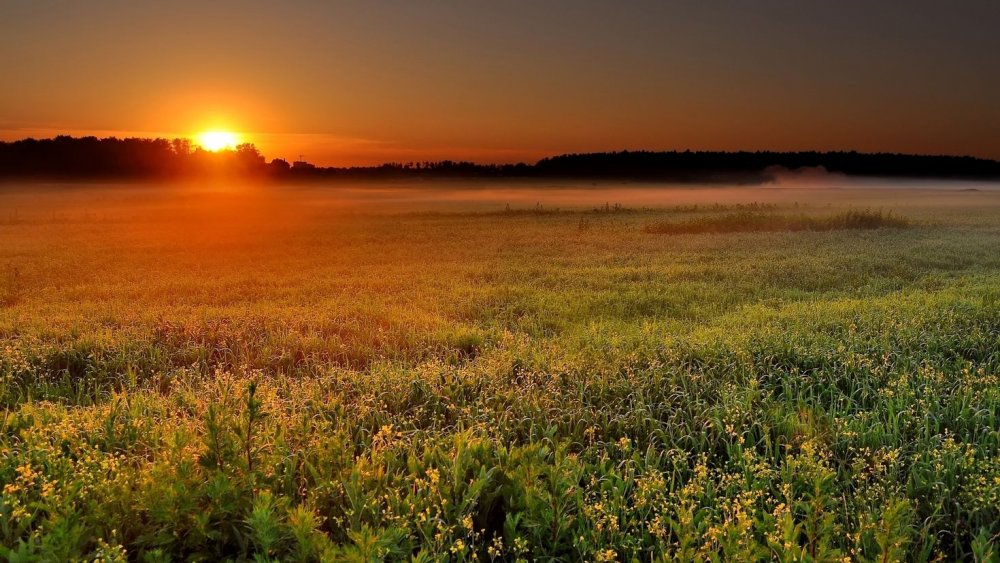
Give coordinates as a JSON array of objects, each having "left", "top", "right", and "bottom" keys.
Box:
[{"left": 2, "top": 136, "right": 999, "bottom": 182}]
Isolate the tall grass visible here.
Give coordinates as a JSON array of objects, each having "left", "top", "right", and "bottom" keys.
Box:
[{"left": 1, "top": 264, "right": 21, "bottom": 307}]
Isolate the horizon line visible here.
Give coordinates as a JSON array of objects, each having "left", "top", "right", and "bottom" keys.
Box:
[{"left": 3, "top": 134, "right": 1000, "bottom": 169}]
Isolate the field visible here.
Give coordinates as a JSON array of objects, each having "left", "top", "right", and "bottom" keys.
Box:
[{"left": 1, "top": 181, "right": 999, "bottom": 561}]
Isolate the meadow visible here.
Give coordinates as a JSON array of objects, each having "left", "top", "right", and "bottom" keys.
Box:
[{"left": 0, "top": 181, "right": 999, "bottom": 561}]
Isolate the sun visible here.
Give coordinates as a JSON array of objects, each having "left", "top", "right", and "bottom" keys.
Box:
[{"left": 197, "top": 131, "right": 240, "bottom": 152}]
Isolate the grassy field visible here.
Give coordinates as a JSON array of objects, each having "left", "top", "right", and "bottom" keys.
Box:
[{"left": 1, "top": 182, "right": 999, "bottom": 561}]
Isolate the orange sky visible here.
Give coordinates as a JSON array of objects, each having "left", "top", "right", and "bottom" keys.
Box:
[{"left": 2, "top": 1, "right": 999, "bottom": 166}]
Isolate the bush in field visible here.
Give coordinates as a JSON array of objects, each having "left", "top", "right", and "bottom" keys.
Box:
[{"left": 644, "top": 209, "right": 910, "bottom": 234}]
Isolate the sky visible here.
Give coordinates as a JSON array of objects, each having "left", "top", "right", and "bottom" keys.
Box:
[{"left": 2, "top": 0, "right": 999, "bottom": 166}]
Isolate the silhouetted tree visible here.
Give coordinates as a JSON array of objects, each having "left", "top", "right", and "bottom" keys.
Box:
[{"left": 269, "top": 158, "right": 291, "bottom": 174}]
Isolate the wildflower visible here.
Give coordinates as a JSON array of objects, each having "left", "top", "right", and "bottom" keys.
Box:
[
  {"left": 513, "top": 537, "right": 527, "bottom": 553},
  {"left": 41, "top": 480, "right": 57, "bottom": 499},
  {"left": 487, "top": 536, "right": 504, "bottom": 558},
  {"left": 695, "top": 463, "right": 709, "bottom": 480},
  {"left": 15, "top": 463, "right": 36, "bottom": 482},
  {"left": 596, "top": 548, "right": 617, "bottom": 562}
]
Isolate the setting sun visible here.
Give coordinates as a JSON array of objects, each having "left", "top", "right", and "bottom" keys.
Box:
[{"left": 197, "top": 131, "right": 240, "bottom": 152}]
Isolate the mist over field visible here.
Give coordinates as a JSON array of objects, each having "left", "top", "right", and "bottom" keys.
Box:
[{"left": 4, "top": 176, "right": 996, "bottom": 214}]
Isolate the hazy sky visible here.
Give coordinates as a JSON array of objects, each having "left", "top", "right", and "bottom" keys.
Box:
[{"left": 2, "top": 1, "right": 998, "bottom": 165}]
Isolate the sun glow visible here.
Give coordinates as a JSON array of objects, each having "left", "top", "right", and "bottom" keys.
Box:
[{"left": 197, "top": 131, "right": 240, "bottom": 152}]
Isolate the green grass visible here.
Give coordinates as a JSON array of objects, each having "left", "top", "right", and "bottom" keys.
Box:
[{"left": 0, "top": 184, "right": 999, "bottom": 561}]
